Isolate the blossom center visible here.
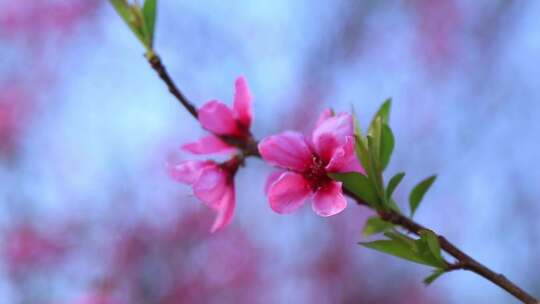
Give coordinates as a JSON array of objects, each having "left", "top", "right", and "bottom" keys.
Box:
[{"left": 303, "top": 155, "right": 331, "bottom": 192}]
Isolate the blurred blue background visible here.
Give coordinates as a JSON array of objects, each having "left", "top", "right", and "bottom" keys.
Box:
[{"left": 0, "top": 1, "right": 539, "bottom": 303}]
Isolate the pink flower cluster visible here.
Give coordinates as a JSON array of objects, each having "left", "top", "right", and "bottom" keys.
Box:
[
  {"left": 169, "top": 76, "right": 252, "bottom": 233},
  {"left": 169, "top": 76, "right": 363, "bottom": 232}
]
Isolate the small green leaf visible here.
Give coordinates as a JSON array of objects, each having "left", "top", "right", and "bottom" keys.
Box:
[
  {"left": 110, "top": 0, "right": 131, "bottom": 22},
  {"left": 367, "top": 98, "right": 392, "bottom": 168},
  {"left": 423, "top": 268, "right": 446, "bottom": 286},
  {"left": 388, "top": 198, "right": 402, "bottom": 214},
  {"left": 380, "top": 124, "right": 394, "bottom": 170},
  {"left": 415, "top": 236, "right": 446, "bottom": 268},
  {"left": 143, "top": 0, "right": 157, "bottom": 47},
  {"left": 361, "top": 230, "right": 446, "bottom": 269},
  {"left": 360, "top": 239, "right": 434, "bottom": 266},
  {"left": 330, "top": 172, "right": 379, "bottom": 208},
  {"left": 362, "top": 217, "right": 394, "bottom": 236},
  {"left": 355, "top": 136, "right": 371, "bottom": 174},
  {"left": 355, "top": 138, "right": 385, "bottom": 206},
  {"left": 110, "top": 0, "right": 149, "bottom": 49},
  {"left": 386, "top": 172, "right": 405, "bottom": 199},
  {"left": 128, "top": 6, "right": 148, "bottom": 45},
  {"left": 409, "top": 175, "right": 437, "bottom": 217},
  {"left": 371, "top": 98, "right": 392, "bottom": 125},
  {"left": 384, "top": 230, "right": 417, "bottom": 248},
  {"left": 384, "top": 231, "right": 446, "bottom": 268},
  {"left": 420, "top": 230, "right": 444, "bottom": 265},
  {"left": 367, "top": 118, "right": 382, "bottom": 159},
  {"left": 366, "top": 136, "right": 385, "bottom": 199}
]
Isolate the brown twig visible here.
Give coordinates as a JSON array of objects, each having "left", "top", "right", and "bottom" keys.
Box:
[
  {"left": 146, "top": 53, "right": 199, "bottom": 119},
  {"left": 146, "top": 52, "right": 537, "bottom": 304}
]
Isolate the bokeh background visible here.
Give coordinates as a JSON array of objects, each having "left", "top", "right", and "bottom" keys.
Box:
[{"left": 1, "top": 1, "right": 539, "bottom": 303}]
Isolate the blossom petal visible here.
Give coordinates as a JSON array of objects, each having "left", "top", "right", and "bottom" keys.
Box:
[
  {"left": 267, "top": 172, "right": 311, "bottom": 214},
  {"left": 232, "top": 76, "right": 252, "bottom": 129},
  {"left": 312, "top": 133, "right": 339, "bottom": 163},
  {"left": 325, "top": 136, "right": 365, "bottom": 174},
  {"left": 193, "top": 166, "right": 229, "bottom": 209},
  {"left": 264, "top": 170, "right": 284, "bottom": 195},
  {"left": 210, "top": 187, "right": 236, "bottom": 233},
  {"left": 312, "top": 113, "right": 353, "bottom": 162},
  {"left": 312, "top": 181, "right": 347, "bottom": 217},
  {"left": 258, "top": 131, "right": 313, "bottom": 171},
  {"left": 198, "top": 100, "right": 240, "bottom": 136},
  {"left": 181, "top": 135, "right": 236, "bottom": 155},
  {"left": 315, "top": 108, "right": 333, "bottom": 128},
  {"left": 168, "top": 160, "right": 214, "bottom": 185}
]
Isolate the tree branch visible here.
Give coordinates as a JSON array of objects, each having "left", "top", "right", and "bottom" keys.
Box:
[
  {"left": 344, "top": 189, "right": 538, "bottom": 304},
  {"left": 145, "top": 51, "right": 537, "bottom": 304}
]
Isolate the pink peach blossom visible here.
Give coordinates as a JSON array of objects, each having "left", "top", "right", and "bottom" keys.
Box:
[
  {"left": 169, "top": 159, "right": 237, "bottom": 233},
  {"left": 258, "top": 110, "right": 363, "bottom": 217},
  {"left": 181, "top": 76, "right": 252, "bottom": 155}
]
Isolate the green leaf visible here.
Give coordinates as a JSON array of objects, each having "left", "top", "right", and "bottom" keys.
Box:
[
  {"left": 367, "top": 118, "right": 382, "bottom": 160},
  {"left": 143, "top": 0, "right": 157, "bottom": 47},
  {"left": 415, "top": 236, "right": 446, "bottom": 268},
  {"left": 409, "top": 175, "right": 437, "bottom": 217},
  {"left": 330, "top": 172, "right": 379, "bottom": 208},
  {"left": 110, "top": 0, "right": 131, "bottom": 22},
  {"left": 360, "top": 239, "right": 435, "bottom": 267},
  {"left": 384, "top": 230, "right": 417, "bottom": 248},
  {"left": 420, "top": 230, "right": 444, "bottom": 265},
  {"left": 423, "top": 268, "right": 446, "bottom": 286},
  {"left": 386, "top": 172, "right": 405, "bottom": 199},
  {"left": 380, "top": 123, "right": 394, "bottom": 170},
  {"left": 383, "top": 231, "right": 445, "bottom": 268},
  {"left": 355, "top": 136, "right": 371, "bottom": 175},
  {"left": 355, "top": 138, "right": 387, "bottom": 210},
  {"left": 363, "top": 217, "right": 394, "bottom": 236},
  {"left": 366, "top": 136, "right": 385, "bottom": 199},
  {"left": 367, "top": 98, "right": 392, "bottom": 165},
  {"left": 388, "top": 198, "right": 402, "bottom": 214},
  {"left": 109, "top": 0, "right": 148, "bottom": 49},
  {"left": 371, "top": 98, "right": 392, "bottom": 125}
]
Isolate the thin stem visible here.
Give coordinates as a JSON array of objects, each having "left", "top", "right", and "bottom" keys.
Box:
[
  {"left": 146, "top": 53, "right": 198, "bottom": 119},
  {"left": 145, "top": 51, "right": 537, "bottom": 304}
]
